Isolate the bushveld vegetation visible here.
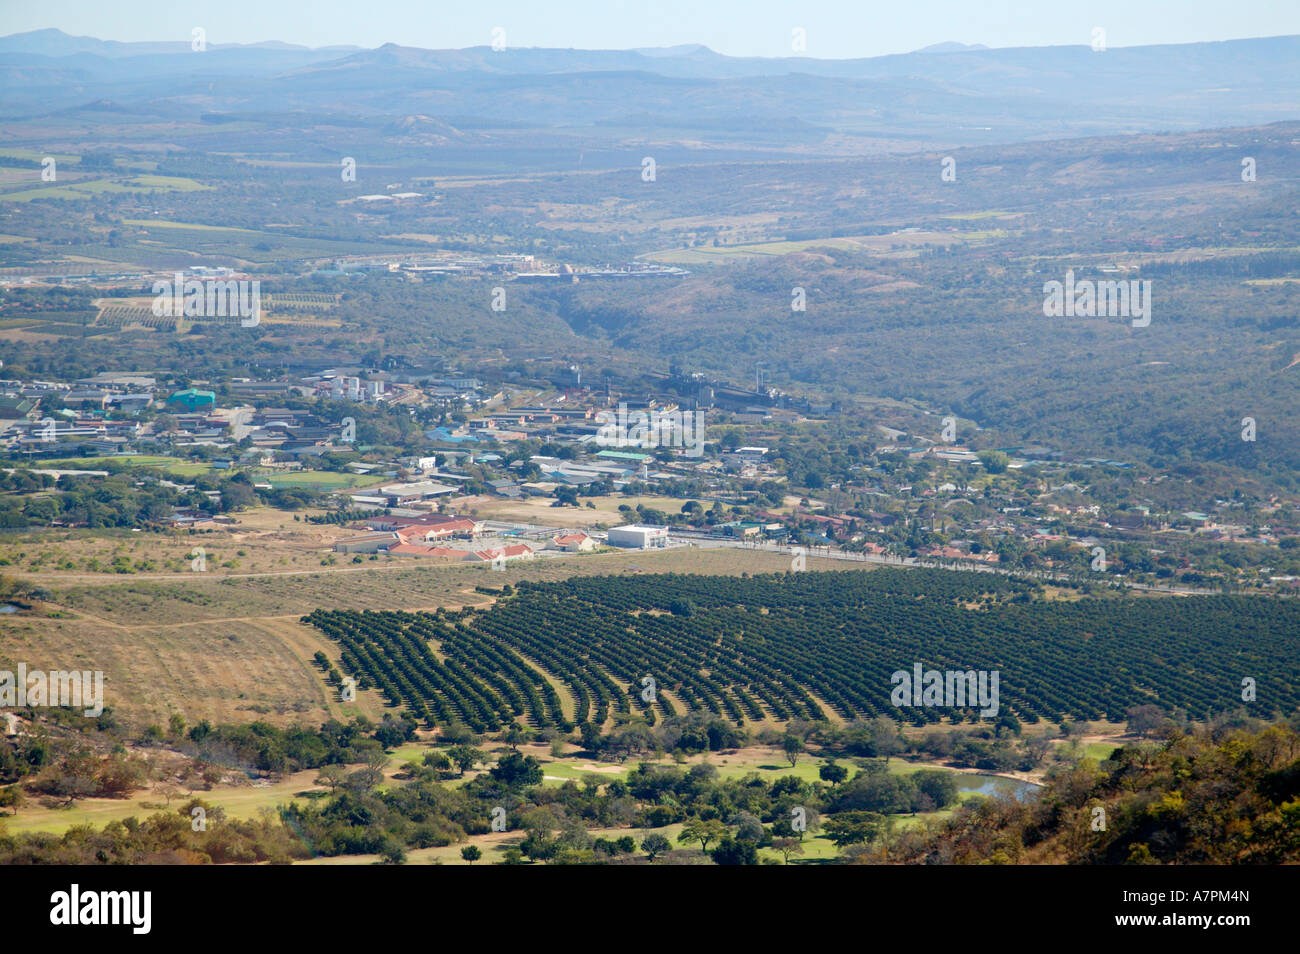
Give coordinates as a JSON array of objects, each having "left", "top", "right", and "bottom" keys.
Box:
[
  {"left": 882, "top": 722, "right": 1300, "bottom": 864},
  {"left": 3, "top": 702, "right": 1296, "bottom": 865}
]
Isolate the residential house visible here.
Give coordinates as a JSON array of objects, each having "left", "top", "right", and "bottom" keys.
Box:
[{"left": 550, "top": 532, "right": 596, "bottom": 552}]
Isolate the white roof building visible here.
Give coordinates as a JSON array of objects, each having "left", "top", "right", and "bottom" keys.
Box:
[{"left": 606, "top": 525, "right": 670, "bottom": 549}]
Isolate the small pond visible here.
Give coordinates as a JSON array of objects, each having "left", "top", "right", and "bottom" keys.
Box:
[{"left": 955, "top": 773, "right": 1041, "bottom": 801}]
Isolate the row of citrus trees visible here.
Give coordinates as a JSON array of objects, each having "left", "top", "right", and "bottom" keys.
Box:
[{"left": 305, "top": 570, "right": 1300, "bottom": 728}]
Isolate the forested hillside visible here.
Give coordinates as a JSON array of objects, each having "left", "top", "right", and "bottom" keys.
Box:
[{"left": 883, "top": 722, "right": 1300, "bottom": 864}]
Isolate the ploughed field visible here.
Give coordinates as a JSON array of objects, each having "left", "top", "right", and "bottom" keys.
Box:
[{"left": 304, "top": 569, "right": 1300, "bottom": 731}]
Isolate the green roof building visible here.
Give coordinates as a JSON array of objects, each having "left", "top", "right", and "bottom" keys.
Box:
[
  {"left": 167, "top": 388, "right": 216, "bottom": 412},
  {"left": 0, "top": 396, "right": 33, "bottom": 419},
  {"left": 595, "top": 450, "right": 650, "bottom": 462}
]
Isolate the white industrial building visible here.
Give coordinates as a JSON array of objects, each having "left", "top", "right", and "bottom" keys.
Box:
[{"left": 606, "top": 525, "right": 669, "bottom": 549}]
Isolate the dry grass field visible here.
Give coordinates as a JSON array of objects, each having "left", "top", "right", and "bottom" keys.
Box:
[
  {"left": 0, "top": 509, "right": 350, "bottom": 578},
  {"left": 464, "top": 493, "right": 704, "bottom": 527}
]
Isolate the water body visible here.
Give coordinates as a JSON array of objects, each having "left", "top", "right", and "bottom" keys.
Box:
[
  {"left": 956, "top": 773, "right": 1041, "bottom": 801},
  {"left": 0, "top": 603, "right": 19, "bottom": 614}
]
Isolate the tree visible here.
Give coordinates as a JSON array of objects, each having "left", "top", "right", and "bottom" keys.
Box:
[
  {"left": 379, "top": 838, "right": 407, "bottom": 865},
  {"left": 823, "top": 811, "right": 887, "bottom": 847},
  {"left": 315, "top": 764, "right": 348, "bottom": 793},
  {"left": 503, "top": 724, "right": 532, "bottom": 750},
  {"left": 911, "top": 769, "right": 959, "bottom": 811},
  {"left": 519, "top": 808, "right": 559, "bottom": 860},
  {"left": 710, "top": 836, "right": 759, "bottom": 865},
  {"left": 461, "top": 845, "right": 482, "bottom": 864},
  {"left": 819, "top": 760, "right": 848, "bottom": 785},
  {"left": 678, "top": 817, "right": 728, "bottom": 853},
  {"left": 732, "top": 811, "right": 766, "bottom": 844},
  {"left": 641, "top": 833, "right": 671, "bottom": 861},
  {"left": 447, "top": 745, "right": 485, "bottom": 777},
  {"left": 871, "top": 724, "right": 906, "bottom": 763},
  {"left": 607, "top": 722, "right": 655, "bottom": 761},
  {"left": 440, "top": 722, "right": 476, "bottom": 745},
  {"left": 978, "top": 450, "right": 1010, "bottom": 474},
  {"left": 783, "top": 734, "right": 805, "bottom": 767},
  {"left": 43, "top": 746, "right": 99, "bottom": 806},
  {"left": 359, "top": 748, "right": 389, "bottom": 789},
  {"left": 422, "top": 750, "right": 452, "bottom": 773},
  {"left": 772, "top": 836, "right": 804, "bottom": 864},
  {"left": 490, "top": 751, "right": 543, "bottom": 788},
  {"left": 0, "top": 785, "right": 23, "bottom": 812},
  {"left": 1126, "top": 705, "right": 1166, "bottom": 738},
  {"left": 579, "top": 722, "right": 604, "bottom": 754}
]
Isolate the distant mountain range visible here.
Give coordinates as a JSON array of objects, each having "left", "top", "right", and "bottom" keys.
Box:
[
  {"left": 2, "top": 28, "right": 1297, "bottom": 152},
  {"left": 0, "top": 28, "right": 362, "bottom": 57}
]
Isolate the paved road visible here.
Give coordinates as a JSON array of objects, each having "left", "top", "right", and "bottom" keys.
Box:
[{"left": 666, "top": 531, "right": 1227, "bottom": 596}]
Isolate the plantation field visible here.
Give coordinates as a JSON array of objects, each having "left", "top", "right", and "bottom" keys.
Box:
[
  {"left": 644, "top": 229, "right": 1003, "bottom": 264},
  {"left": 121, "top": 218, "right": 259, "bottom": 233},
  {"left": 0, "top": 175, "right": 208, "bottom": 202},
  {"left": 306, "top": 570, "right": 1300, "bottom": 732}
]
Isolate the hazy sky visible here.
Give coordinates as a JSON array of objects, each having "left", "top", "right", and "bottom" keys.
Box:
[{"left": 3, "top": 0, "right": 1298, "bottom": 58}]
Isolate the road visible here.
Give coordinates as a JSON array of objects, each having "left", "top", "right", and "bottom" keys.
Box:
[{"left": 666, "top": 530, "right": 1228, "bottom": 596}]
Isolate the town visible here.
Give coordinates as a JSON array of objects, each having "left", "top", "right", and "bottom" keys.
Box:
[{"left": 2, "top": 347, "right": 1296, "bottom": 592}]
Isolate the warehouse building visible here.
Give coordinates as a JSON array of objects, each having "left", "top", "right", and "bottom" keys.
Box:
[{"left": 606, "top": 525, "right": 669, "bottom": 549}]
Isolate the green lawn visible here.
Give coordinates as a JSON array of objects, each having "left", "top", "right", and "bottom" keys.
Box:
[
  {"left": 162, "top": 463, "right": 216, "bottom": 477},
  {"left": 266, "top": 471, "right": 364, "bottom": 490},
  {"left": 1083, "top": 741, "right": 1121, "bottom": 760},
  {"left": 12, "top": 455, "right": 193, "bottom": 471},
  {"left": 1, "top": 770, "right": 328, "bottom": 836},
  {"left": 760, "top": 832, "right": 841, "bottom": 863}
]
